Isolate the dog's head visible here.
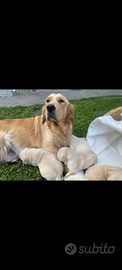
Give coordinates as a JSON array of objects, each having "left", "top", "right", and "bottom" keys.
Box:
[{"left": 42, "top": 93, "right": 74, "bottom": 124}]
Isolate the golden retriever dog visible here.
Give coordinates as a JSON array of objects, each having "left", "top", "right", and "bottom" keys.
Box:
[
  {"left": 0, "top": 93, "right": 74, "bottom": 164},
  {"left": 69, "top": 135, "right": 97, "bottom": 170},
  {"left": 84, "top": 164, "right": 122, "bottom": 180},
  {"left": 20, "top": 148, "right": 64, "bottom": 180},
  {"left": 57, "top": 147, "right": 84, "bottom": 179}
]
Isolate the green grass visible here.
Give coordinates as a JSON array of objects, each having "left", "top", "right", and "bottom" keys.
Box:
[{"left": 0, "top": 95, "right": 122, "bottom": 181}]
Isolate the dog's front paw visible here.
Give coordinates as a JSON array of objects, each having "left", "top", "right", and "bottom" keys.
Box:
[{"left": 23, "top": 161, "right": 28, "bottom": 165}]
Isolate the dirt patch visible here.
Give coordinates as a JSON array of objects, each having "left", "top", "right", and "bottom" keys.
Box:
[{"left": 31, "top": 109, "right": 42, "bottom": 115}]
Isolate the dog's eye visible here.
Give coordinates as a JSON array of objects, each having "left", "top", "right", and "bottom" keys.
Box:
[
  {"left": 59, "top": 99, "right": 64, "bottom": 103},
  {"left": 46, "top": 99, "right": 50, "bottom": 103}
]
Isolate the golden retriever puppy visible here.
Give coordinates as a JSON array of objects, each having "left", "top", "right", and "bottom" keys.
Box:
[
  {"left": 84, "top": 164, "right": 122, "bottom": 180},
  {"left": 57, "top": 147, "right": 84, "bottom": 179},
  {"left": 69, "top": 135, "right": 97, "bottom": 169},
  {"left": 0, "top": 93, "right": 74, "bottom": 164},
  {"left": 20, "top": 148, "right": 64, "bottom": 181},
  {"left": 104, "top": 107, "right": 122, "bottom": 121}
]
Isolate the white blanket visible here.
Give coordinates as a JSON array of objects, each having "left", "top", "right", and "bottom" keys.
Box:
[{"left": 86, "top": 115, "right": 122, "bottom": 168}]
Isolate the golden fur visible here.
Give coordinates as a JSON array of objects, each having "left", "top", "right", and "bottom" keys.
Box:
[
  {"left": 57, "top": 147, "right": 84, "bottom": 179},
  {"left": 69, "top": 135, "right": 97, "bottom": 169},
  {"left": 104, "top": 107, "right": 122, "bottom": 121},
  {"left": 0, "top": 93, "right": 74, "bottom": 163},
  {"left": 20, "top": 147, "right": 64, "bottom": 180},
  {"left": 84, "top": 164, "right": 122, "bottom": 180}
]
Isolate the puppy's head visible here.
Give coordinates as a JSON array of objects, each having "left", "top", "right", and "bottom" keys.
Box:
[
  {"left": 42, "top": 93, "right": 74, "bottom": 124},
  {"left": 20, "top": 148, "right": 29, "bottom": 163},
  {"left": 57, "top": 147, "right": 68, "bottom": 162}
]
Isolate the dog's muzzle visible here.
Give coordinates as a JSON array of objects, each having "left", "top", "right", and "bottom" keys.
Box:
[
  {"left": 47, "top": 104, "right": 56, "bottom": 121},
  {"left": 47, "top": 104, "right": 56, "bottom": 112}
]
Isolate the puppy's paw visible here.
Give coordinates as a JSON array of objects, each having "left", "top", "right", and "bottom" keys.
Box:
[{"left": 23, "top": 161, "right": 28, "bottom": 165}]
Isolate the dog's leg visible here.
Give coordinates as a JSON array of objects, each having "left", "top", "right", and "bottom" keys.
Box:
[
  {"left": 0, "top": 151, "right": 19, "bottom": 164},
  {"left": 0, "top": 132, "right": 19, "bottom": 164},
  {"left": 0, "top": 146, "right": 8, "bottom": 164},
  {"left": 64, "top": 171, "right": 76, "bottom": 180}
]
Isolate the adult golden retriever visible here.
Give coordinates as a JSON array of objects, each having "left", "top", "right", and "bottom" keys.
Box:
[{"left": 0, "top": 93, "right": 74, "bottom": 164}]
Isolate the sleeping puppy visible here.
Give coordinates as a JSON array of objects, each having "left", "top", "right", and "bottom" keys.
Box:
[
  {"left": 20, "top": 148, "right": 64, "bottom": 181},
  {"left": 69, "top": 135, "right": 97, "bottom": 169},
  {"left": 84, "top": 164, "right": 122, "bottom": 180},
  {"left": 57, "top": 147, "right": 84, "bottom": 179},
  {"left": 0, "top": 93, "right": 74, "bottom": 164}
]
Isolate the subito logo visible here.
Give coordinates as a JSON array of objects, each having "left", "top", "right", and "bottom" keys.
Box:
[{"left": 65, "top": 243, "right": 77, "bottom": 255}]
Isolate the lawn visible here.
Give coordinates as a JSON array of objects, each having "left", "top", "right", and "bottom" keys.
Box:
[{"left": 0, "top": 95, "right": 122, "bottom": 181}]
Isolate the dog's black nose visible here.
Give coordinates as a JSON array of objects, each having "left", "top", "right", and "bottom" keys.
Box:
[{"left": 47, "top": 104, "right": 56, "bottom": 112}]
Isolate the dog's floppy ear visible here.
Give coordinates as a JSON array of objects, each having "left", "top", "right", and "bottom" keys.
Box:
[
  {"left": 42, "top": 105, "right": 46, "bottom": 123},
  {"left": 67, "top": 103, "right": 74, "bottom": 122}
]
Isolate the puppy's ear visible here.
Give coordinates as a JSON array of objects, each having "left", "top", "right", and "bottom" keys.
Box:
[
  {"left": 42, "top": 105, "right": 46, "bottom": 123},
  {"left": 67, "top": 104, "right": 74, "bottom": 122}
]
